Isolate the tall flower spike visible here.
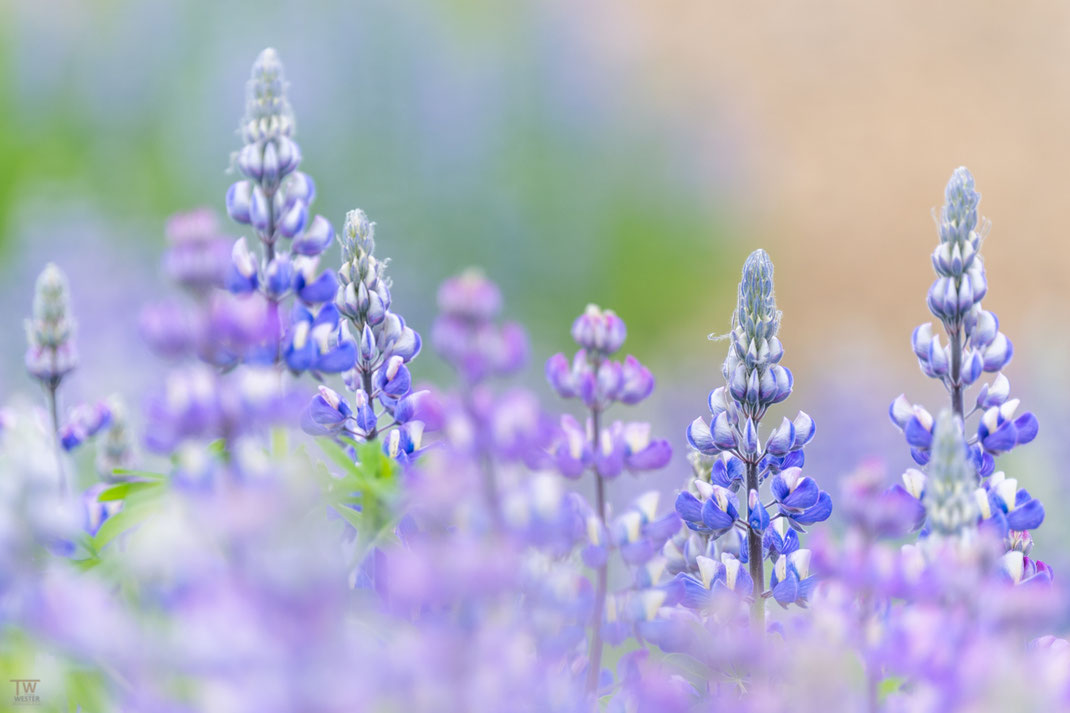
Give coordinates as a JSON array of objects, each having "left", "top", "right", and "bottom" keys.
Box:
[
  {"left": 892, "top": 167, "right": 1036, "bottom": 476},
  {"left": 545, "top": 305, "right": 671, "bottom": 696},
  {"left": 301, "top": 209, "right": 427, "bottom": 462},
  {"left": 25, "top": 264, "right": 77, "bottom": 390},
  {"left": 676, "top": 249, "right": 828, "bottom": 630},
  {"left": 922, "top": 412, "right": 978, "bottom": 538},
  {"left": 890, "top": 168, "right": 1043, "bottom": 573},
  {"left": 224, "top": 49, "right": 339, "bottom": 369}
]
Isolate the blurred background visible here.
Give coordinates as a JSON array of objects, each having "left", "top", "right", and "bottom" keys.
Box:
[{"left": 1, "top": 1, "right": 1068, "bottom": 561}]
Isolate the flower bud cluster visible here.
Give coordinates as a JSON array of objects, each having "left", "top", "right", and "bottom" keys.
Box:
[
  {"left": 25, "top": 264, "right": 77, "bottom": 388},
  {"left": 432, "top": 269, "right": 527, "bottom": 384},
  {"left": 546, "top": 305, "right": 668, "bottom": 479},
  {"left": 546, "top": 305, "right": 655, "bottom": 412}
]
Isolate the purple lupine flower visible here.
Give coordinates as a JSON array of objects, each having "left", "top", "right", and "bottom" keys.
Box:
[
  {"left": 432, "top": 269, "right": 527, "bottom": 384},
  {"left": 144, "top": 364, "right": 303, "bottom": 452},
  {"left": 544, "top": 303, "right": 673, "bottom": 695},
  {"left": 675, "top": 249, "right": 827, "bottom": 627},
  {"left": 58, "top": 400, "right": 112, "bottom": 452},
  {"left": 162, "top": 208, "right": 231, "bottom": 294},
  {"left": 223, "top": 49, "right": 339, "bottom": 367}
]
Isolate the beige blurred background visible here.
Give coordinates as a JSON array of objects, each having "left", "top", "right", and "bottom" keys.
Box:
[{"left": 587, "top": 1, "right": 1070, "bottom": 360}]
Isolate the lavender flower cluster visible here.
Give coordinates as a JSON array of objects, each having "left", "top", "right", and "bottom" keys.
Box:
[{"left": 0, "top": 50, "right": 1066, "bottom": 713}]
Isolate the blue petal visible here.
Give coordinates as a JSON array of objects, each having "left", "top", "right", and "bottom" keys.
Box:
[
  {"left": 298, "top": 271, "right": 339, "bottom": 304},
  {"left": 674, "top": 492, "right": 704, "bottom": 524},
  {"left": 791, "top": 491, "right": 833, "bottom": 525},
  {"left": 701, "top": 499, "right": 735, "bottom": 533},
  {"left": 1006, "top": 499, "right": 1044, "bottom": 531},
  {"left": 315, "top": 342, "right": 357, "bottom": 373},
  {"left": 1013, "top": 413, "right": 1038, "bottom": 446}
]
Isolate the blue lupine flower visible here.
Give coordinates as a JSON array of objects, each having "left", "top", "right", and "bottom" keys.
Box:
[
  {"left": 891, "top": 167, "right": 1036, "bottom": 461},
  {"left": 432, "top": 269, "right": 529, "bottom": 385},
  {"left": 674, "top": 553, "right": 754, "bottom": 609},
  {"left": 223, "top": 49, "right": 338, "bottom": 367},
  {"left": 58, "top": 401, "right": 112, "bottom": 452},
  {"left": 299, "top": 209, "right": 428, "bottom": 460},
  {"left": 283, "top": 304, "right": 355, "bottom": 374},
  {"left": 975, "top": 471, "right": 1045, "bottom": 537},
  {"left": 674, "top": 249, "right": 827, "bottom": 622},
  {"left": 890, "top": 168, "right": 1045, "bottom": 570},
  {"left": 769, "top": 549, "right": 816, "bottom": 607}
]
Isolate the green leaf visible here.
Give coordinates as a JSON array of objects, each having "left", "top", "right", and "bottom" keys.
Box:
[
  {"left": 317, "top": 438, "right": 362, "bottom": 479},
  {"left": 92, "top": 501, "right": 157, "bottom": 550},
  {"left": 96, "top": 480, "right": 164, "bottom": 502},
  {"left": 271, "top": 427, "right": 289, "bottom": 460},
  {"left": 109, "top": 469, "right": 165, "bottom": 481},
  {"left": 878, "top": 675, "right": 905, "bottom": 702}
]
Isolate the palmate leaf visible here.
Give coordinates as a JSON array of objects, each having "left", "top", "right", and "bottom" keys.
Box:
[{"left": 315, "top": 436, "right": 399, "bottom": 547}]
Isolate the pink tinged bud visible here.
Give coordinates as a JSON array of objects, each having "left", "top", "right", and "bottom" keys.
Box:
[
  {"left": 602, "top": 311, "right": 626, "bottom": 354},
  {"left": 545, "top": 353, "right": 574, "bottom": 398},
  {"left": 596, "top": 360, "right": 623, "bottom": 402},
  {"left": 619, "top": 355, "right": 654, "bottom": 405},
  {"left": 318, "top": 384, "right": 342, "bottom": 410},
  {"left": 226, "top": 181, "right": 253, "bottom": 224}
]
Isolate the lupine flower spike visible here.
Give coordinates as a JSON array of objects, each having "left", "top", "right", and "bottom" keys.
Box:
[
  {"left": 224, "top": 48, "right": 339, "bottom": 367},
  {"left": 889, "top": 168, "right": 1045, "bottom": 579},
  {"left": 302, "top": 209, "right": 427, "bottom": 463},
  {"left": 25, "top": 263, "right": 78, "bottom": 492},
  {"left": 546, "top": 304, "right": 671, "bottom": 695},
  {"left": 675, "top": 249, "right": 828, "bottom": 629}
]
